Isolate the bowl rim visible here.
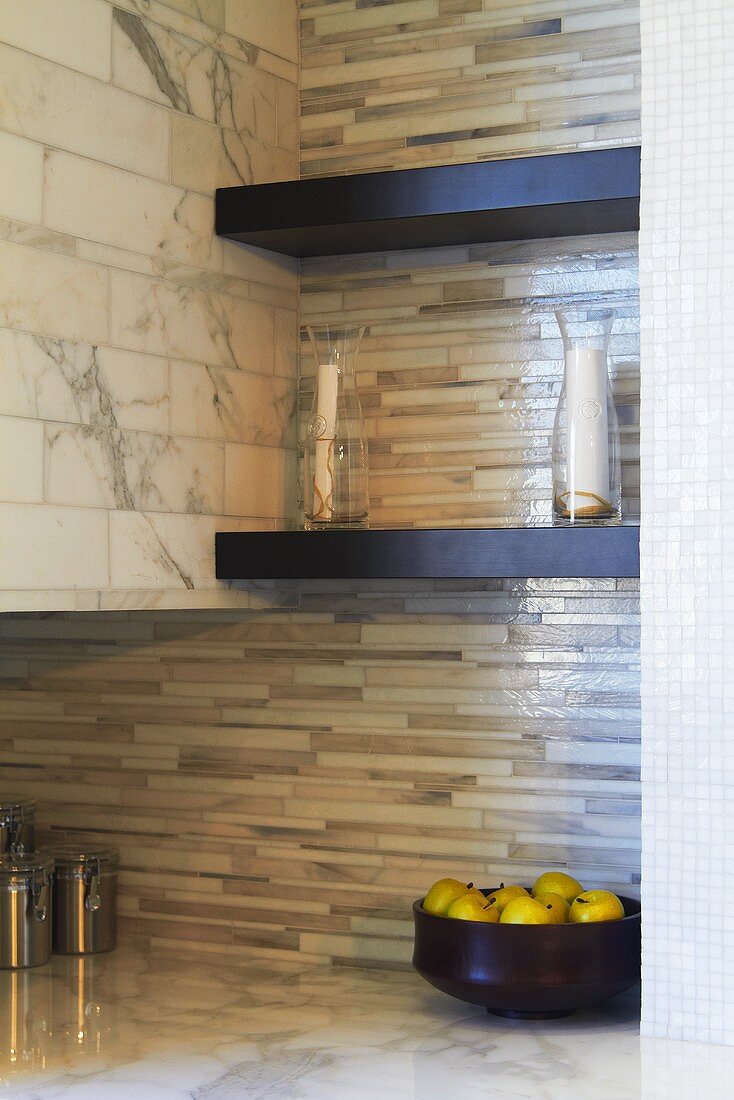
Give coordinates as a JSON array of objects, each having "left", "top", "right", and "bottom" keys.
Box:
[{"left": 413, "top": 890, "right": 641, "bottom": 927}]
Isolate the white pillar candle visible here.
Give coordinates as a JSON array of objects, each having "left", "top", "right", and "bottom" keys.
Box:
[
  {"left": 311, "top": 360, "right": 339, "bottom": 520},
  {"left": 564, "top": 348, "right": 610, "bottom": 516}
]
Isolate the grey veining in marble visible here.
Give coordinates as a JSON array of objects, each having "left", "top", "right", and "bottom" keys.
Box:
[
  {"left": 1, "top": 942, "right": 726, "bottom": 1100},
  {"left": 171, "top": 360, "right": 296, "bottom": 446},
  {"left": 112, "top": 8, "right": 274, "bottom": 142},
  {"left": 44, "top": 422, "right": 224, "bottom": 514},
  {"left": 115, "top": 8, "right": 194, "bottom": 113},
  {"left": 0, "top": 329, "right": 170, "bottom": 435}
]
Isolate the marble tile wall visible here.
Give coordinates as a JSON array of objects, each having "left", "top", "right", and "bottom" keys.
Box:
[
  {"left": 0, "top": 0, "right": 300, "bottom": 612},
  {"left": 639, "top": 0, "right": 734, "bottom": 1045},
  {"left": 300, "top": 0, "right": 640, "bottom": 177},
  {"left": 301, "top": 232, "right": 640, "bottom": 527},
  {"left": 0, "top": 582, "right": 640, "bottom": 965}
]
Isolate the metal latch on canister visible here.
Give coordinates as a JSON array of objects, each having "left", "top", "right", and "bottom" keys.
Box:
[{"left": 85, "top": 859, "right": 102, "bottom": 912}]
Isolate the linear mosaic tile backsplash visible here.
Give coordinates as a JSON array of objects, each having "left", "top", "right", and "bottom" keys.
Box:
[
  {"left": 300, "top": 231, "right": 640, "bottom": 527},
  {"left": 300, "top": 0, "right": 640, "bottom": 177},
  {"left": 0, "top": 584, "right": 640, "bottom": 965}
]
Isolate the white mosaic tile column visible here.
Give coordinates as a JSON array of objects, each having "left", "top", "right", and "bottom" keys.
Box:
[{"left": 640, "top": 0, "right": 734, "bottom": 1043}]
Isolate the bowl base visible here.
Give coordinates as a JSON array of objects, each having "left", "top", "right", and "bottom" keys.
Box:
[{"left": 487, "top": 1008, "right": 575, "bottom": 1020}]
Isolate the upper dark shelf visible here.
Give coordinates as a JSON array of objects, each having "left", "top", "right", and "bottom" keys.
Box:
[
  {"left": 216, "top": 146, "right": 640, "bottom": 258},
  {"left": 216, "top": 526, "right": 640, "bottom": 581}
]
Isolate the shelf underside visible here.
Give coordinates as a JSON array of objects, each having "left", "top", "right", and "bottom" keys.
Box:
[
  {"left": 216, "top": 147, "right": 641, "bottom": 258},
  {"left": 215, "top": 526, "right": 640, "bottom": 581}
]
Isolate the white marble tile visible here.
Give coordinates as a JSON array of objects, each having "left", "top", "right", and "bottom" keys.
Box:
[
  {"left": 274, "top": 307, "right": 299, "bottom": 379},
  {"left": 0, "top": 43, "right": 170, "bottom": 181},
  {"left": 0, "top": 131, "right": 43, "bottom": 225},
  {"left": 114, "top": 0, "right": 248, "bottom": 55},
  {"left": 76, "top": 239, "right": 158, "bottom": 278},
  {"left": 0, "top": 415, "right": 43, "bottom": 503},
  {"left": 0, "top": 0, "right": 303, "bottom": 610},
  {"left": 111, "top": 7, "right": 277, "bottom": 143},
  {"left": 44, "top": 149, "right": 224, "bottom": 274},
  {"left": 224, "top": 442, "right": 296, "bottom": 518},
  {"left": 148, "top": 261, "right": 250, "bottom": 302},
  {"left": 225, "top": 0, "right": 298, "bottom": 63},
  {"left": 88, "top": 352, "right": 171, "bottom": 434},
  {"left": 96, "top": 583, "right": 274, "bottom": 610},
  {"left": 170, "top": 112, "right": 297, "bottom": 193},
  {"left": 0, "top": 583, "right": 278, "bottom": 612},
  {"left": 0, "top": 241, "right": 109, "bottom": 346},
  {"left": 170, "top": 360, "right": 295, "bottom": 445},
  {"left": 0, "top": 0, "right": 112, "bottom": 81},
  {"left": 156, "top": 0, "right": 225, "bottom": 30},
  {"left": 0, "top": 216, "right": 77, "bottom": 257},
  {"left": 109, "top": 511, "right": 261, "bottom": 588},
  {"left": 0, "top": 503, "right": 108, "bottom": 589},
  {"left": 0, "top": 589, "right": 78, "bottom": 612},
  {"left": 44, "top": 424, "right": 224, "bottom": 515},
  {"left": 277, "top": 78, "right": 299, "bottom": 154},
  {"left": 0, "top": 329, "right": 170, "bottom": 435},
  {"left": 110, "top": 269, "right": 275, "bottom": 373},
  {"left": 220, "top": 242, "right": 297, "bottom": 294},
  {"left": 113, "top": 0, "right": 297, "bottom": 82}
]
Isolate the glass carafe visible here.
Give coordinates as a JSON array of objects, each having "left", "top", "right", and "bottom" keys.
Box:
[
  {"left": 304, "top": 324, "right": 369, "bottom": 530},
  {"left": 552, "top": 307, "right": 621, "bottom": 525}
]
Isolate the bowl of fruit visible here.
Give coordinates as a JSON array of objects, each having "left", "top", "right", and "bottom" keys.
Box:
[{"left": 413, "top": 872, "right": 640, "bottom": 1019}]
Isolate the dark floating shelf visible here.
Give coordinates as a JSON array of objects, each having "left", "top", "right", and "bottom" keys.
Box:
[
  {"left": 216, "top": 146, "right": 640, "bottom": 258},
  {"left": 215, "top": 526, "right": 640, "bottom": 581},
  {"left": 217, "top": 148, "right": 641, "bottom": 582}
]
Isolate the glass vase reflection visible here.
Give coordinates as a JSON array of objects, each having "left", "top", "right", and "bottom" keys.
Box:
[
  {"left": 552, "top": 307, "right": 622, "bottom": 526},
  {"left": 304, "top": 324, "right": 369, "bottom": 530}
]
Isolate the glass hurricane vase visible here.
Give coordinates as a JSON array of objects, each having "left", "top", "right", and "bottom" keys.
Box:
[
  {"left": 552, "top": 307, "right": 622, "bottom": 526},
  {"left": 304, "top": 323, "right": 369, "bottom": 530}
]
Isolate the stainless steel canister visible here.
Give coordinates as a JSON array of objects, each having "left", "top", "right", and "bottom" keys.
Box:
[
  {"left": 0, "top": 854, "right": 54, "bottom": 970},
  {"left": 0, "top": 798, "right": 36, "bottom": 856},
  {"left": 44, "top": 846, "right": 119, "bottom": 955}
]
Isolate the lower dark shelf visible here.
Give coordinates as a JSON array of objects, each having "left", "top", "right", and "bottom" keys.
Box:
[{"left": 215, "top": 526, "right": 639, "bottom": 580}]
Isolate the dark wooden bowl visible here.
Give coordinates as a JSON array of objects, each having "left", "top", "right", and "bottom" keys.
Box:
[{"left": 413, "top": 889, "right": 641, "bottom": 1019}]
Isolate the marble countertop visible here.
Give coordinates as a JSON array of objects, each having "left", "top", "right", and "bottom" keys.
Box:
[{"left": 0, "top": 944, "right": 729, "bottom": 1099}]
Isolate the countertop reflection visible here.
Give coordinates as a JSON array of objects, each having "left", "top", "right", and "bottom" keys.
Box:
[{"left": 0, "top": 945, "right": 729, "bottom": 1098}]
